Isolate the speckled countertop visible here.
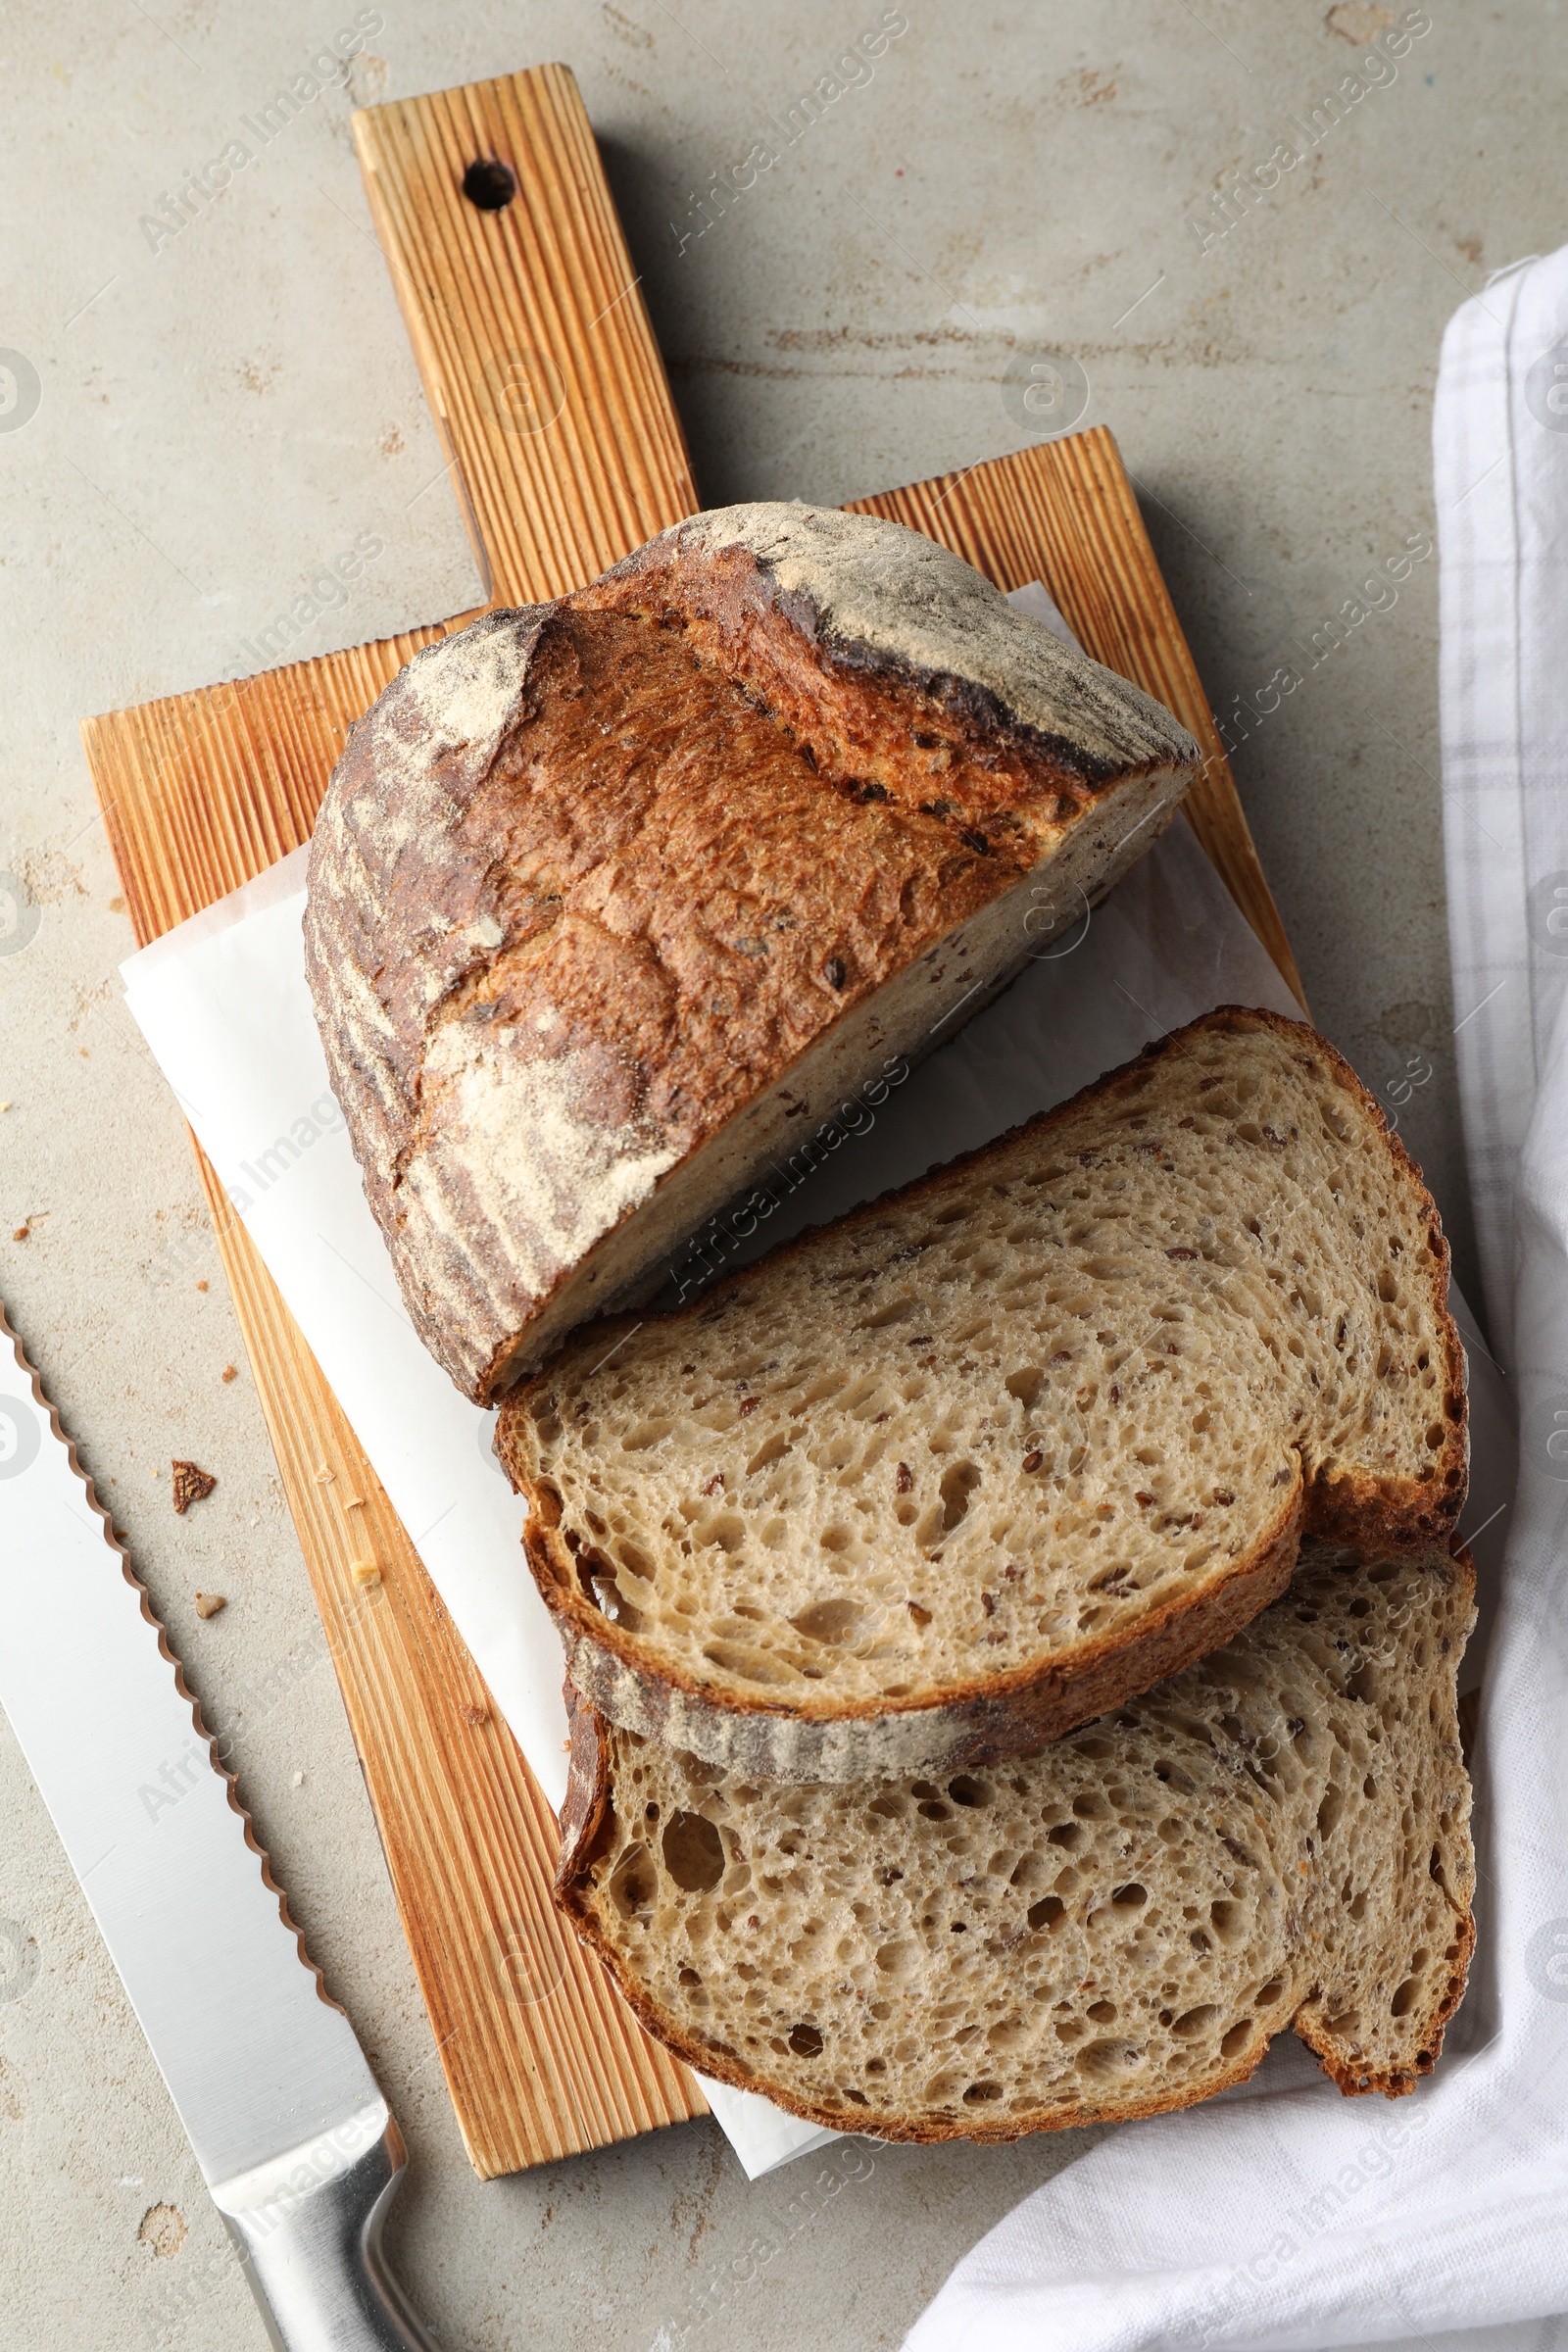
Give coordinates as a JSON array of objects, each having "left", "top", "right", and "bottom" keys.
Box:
[{"left": 0, "top": 4, "right": 1548, "bottom": 2345}]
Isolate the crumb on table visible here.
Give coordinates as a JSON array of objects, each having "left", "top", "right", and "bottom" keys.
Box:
[
  {"left": 171, "top": 1459, "right": 217, "bottom": 1514},
  {"left": 194, "top": 1592, "right": 225, "bottom": 1620}
]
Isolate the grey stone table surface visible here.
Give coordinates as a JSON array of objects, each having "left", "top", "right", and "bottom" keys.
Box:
[{"left": 0, "top": 3, "right": 1553, "bottom": 2346}]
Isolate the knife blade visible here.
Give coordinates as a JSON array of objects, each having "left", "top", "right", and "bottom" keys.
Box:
[{"left": 0, "top": 1303, "right": 438, "bottom": 2352}]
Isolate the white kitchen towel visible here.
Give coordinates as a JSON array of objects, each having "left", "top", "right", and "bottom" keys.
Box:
[
  {"left": 905, "top": 253, "right": 1568, "bottom": 2352},
  {"left": 1438, "top": 246, "right": 1568, "bottom": 1367}
]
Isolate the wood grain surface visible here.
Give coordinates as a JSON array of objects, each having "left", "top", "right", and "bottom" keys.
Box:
[
  {"left": 79, "top": 60, "right": 1302, "bottom": 2179},
  {"left": 353, "top": 61, "right": 698, "bottom": 607}
]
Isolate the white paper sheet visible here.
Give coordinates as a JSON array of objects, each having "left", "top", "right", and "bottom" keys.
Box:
[{"left": 123, "top": 586, "right": 1501, "bottom": 2184}]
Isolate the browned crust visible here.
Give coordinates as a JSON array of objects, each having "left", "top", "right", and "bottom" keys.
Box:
[
  {"left": 584, "top": 525, "right": 1170, "bottom": 793},
  {"left": 305, "top": 515, "right": 1200, "bottom": 1404},
  {"left": 505, "top": 1006, "right": 1469, "bottom": 1773}
]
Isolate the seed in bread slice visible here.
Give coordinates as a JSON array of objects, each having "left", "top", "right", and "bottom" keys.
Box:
[
  {"left": 555, "top": 1544, "right": 1476, "bottom": 2142},
  {"left": 500, "top": 1007, "right": 1467, "bottom": 1781}
]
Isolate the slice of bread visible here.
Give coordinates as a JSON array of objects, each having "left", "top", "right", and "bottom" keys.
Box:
[
  {"left": 304, "top": 502, "right": 1199, "bottom": 1402},
  {"left": 500, "top": 1008, "right": 1467, "bottom": 1781},
  {"left": 555, "top": 1544, "right": 1476, "bottom": 2142}
]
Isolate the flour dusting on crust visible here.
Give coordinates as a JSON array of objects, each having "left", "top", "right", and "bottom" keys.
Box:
[
  {"left": 404, "top": 1027, "right": 679, "bottom": 1303},
  {"left": 404, "top": 618, "right": 534, "bottom": 754},
  {"left": 672, "top": 503, "right": 1185, "bottom": 767}
]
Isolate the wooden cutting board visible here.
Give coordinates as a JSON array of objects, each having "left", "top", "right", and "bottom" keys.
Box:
[{"left": 79, "top": 62, "right": 1301, "bottom": 2180}]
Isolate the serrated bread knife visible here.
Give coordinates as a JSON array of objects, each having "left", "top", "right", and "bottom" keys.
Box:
[{"left": 0, "top": 1304, "right": 438, "bottom": 2351}]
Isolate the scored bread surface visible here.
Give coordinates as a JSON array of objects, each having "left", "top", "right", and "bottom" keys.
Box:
[
  {"left": 556, "top": 1544, "right": 1476, "bottom": 2142},
  {"left": 304, "top": 502, "right": 1199, "bottom": 1402},
  {"left": 502, "top": 1008, "right": 1467, "bottom": 1780}
]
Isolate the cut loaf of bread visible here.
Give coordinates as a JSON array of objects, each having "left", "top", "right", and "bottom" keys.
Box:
[
  {"left": 304, "top": 502, "right": 1199, "bottom": 1402},
  {"left": 556, "top": 1544, "right": 1476, "bottom": 2142},
  {"left": 501, "top": 1008, "right": 1467, "bottom": 1781}
]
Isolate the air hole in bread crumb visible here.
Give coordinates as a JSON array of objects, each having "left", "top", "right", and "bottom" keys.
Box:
[
  {"left": 1078, "top": 2038, "right": 1136, "bottom": 2080},
  {"left": 860, "top": 1296, "right": 918, "bottom": 1331},
  {"left": 790, "top": 1596, "right": 867, "bottom": 1645},
  {"left": 608, "top": 1844, "right": 657, "bottom": 1918},
  {"left": 875, "top": 1940, "right": 917, "bottom": 1975},
  {"left": 938, "top": 1461, "right": 982, "bottom": 1533},
  {"left": 620, "top": 1418, "right": 673, "bottom": 1451},
  {"left": 662, "top": 1811, "right": 725, "bottom": 1892},
  {"left": 1171, "top": 2004, "right": 1219, "bottom": 2039},
  {"left": 701, "top": 1641, "right": 796, "bottom": 1684}
]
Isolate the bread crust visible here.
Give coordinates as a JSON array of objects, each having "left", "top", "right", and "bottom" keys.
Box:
[
  {"left": 554, "top": 1552, "right": 1478, "bottom": 2141},
  {"left": 529, "top": 1482, "right": 1304, "bottom": 1781},
  {"left": 506, "top": 1006, "right": 1469, "bottom": 1781},
  {"left": 304, "top": 506, "right": 1198, "bottom": 1402}
]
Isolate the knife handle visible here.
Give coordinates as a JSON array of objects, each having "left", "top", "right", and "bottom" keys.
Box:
[{"left": 220, "top": 2109, "right": 437, "bottom": 2352}]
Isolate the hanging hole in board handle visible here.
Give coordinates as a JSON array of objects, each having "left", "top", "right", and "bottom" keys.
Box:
[{"left": 463, "top": 159, "right": 516, "bottom": 212}]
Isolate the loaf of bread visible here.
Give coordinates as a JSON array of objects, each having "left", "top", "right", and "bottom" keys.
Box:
[
  {"left": 501, "top": 1009, "right": 1466, "bottom": 1781},
  {"left": 555, "top": 1543, "right": 1475, "bottom": 2141},
  {"left": 303, "top": 504, "right": 1199, "bottom": 1401}
]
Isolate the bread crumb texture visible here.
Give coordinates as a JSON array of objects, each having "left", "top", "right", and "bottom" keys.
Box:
[
  {"left": 563, "top": 1544, "right": 1475, "bottom": 2139},
  {"left": 507, "top": 1010, "right": 1465, "bottom": 1768}
]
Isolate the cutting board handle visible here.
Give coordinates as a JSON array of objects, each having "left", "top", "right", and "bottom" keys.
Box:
[{"left": 353, "top": 62, "right": 699, "bottom": 607}]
